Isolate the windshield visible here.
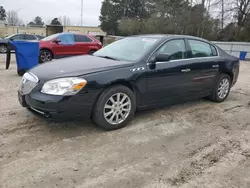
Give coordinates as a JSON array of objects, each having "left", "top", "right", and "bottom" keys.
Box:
[
  {"left": 94, "top": 37, "right": 159, "bottom": 62},
  {"left": 41, "top": 33, "right": 61, "bottom": 41},
  {"left": 5, "top": 34, "right": 16, "bottom": 39}
]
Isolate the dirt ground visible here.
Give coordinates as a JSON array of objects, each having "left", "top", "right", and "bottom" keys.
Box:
[{"left": 0, "top": 54, "right": 250, "bottom": 188}]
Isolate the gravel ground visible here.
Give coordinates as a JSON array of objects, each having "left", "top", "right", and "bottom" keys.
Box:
[{"left": 0, "top": 54, "right": 250, "bottom": 188}]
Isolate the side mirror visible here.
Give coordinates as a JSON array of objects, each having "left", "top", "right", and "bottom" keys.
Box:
[
  {"left": 155, "top": 53, "right": 171, "bottom": 62},
  {"left": 53, "top": 39, "right": 61, "bottom": 44}
]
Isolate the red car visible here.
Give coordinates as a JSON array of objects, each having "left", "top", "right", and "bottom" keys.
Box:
[{"left": 39, "top": 33, "right": 102, "bottom": 63}]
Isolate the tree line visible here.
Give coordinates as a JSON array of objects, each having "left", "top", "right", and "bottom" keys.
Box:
[
  {"left": 99, "top": 0, "right": 250, "bottom": 41},
  {"left": 0, "top": 6, "right": 71, "bottom": 27}
]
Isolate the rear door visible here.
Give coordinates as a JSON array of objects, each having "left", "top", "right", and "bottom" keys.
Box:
[
  {"left": 52, "top": 33, "right": 76, "bottom": 57},
  {"left": 185, "top": 39, "right": 220, "bottom": 95},
  {"left": 74, "top": 34, "right": 94, "bottom": 54}
]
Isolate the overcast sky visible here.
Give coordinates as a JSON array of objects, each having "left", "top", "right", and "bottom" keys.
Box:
[{"left": 2, "top": 0, "right": 102, "bottom": 26}]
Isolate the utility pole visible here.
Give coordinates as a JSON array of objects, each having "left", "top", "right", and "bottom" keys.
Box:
[
  {"left": 81, "top": 0, "right": 83, "bottom": 26},
  {"left": 221, "top": 0, "right": 224, "bottom": 30}
]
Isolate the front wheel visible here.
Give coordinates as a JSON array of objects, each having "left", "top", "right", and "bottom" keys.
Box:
[
  {"left": 17, "top": 69, "right": 26, "bottom": 76},
  {"left": 39, "top": 49, "right": 53, "bottom": 63},
  {"left": 88, "top": 50, "right": 96, "bottom": 55},
  {"left": 208, "top": 74, "right": 231, "bottom": 102},
  {"left": 92, "top": 85, "right": 136, "bottom": 130},
  {"left": 0, "top": 44, "right": 7, "bottom": 53}
]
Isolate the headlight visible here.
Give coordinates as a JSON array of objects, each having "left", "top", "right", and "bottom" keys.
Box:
[{"left": 41, "top": 77, "right": 87, "bottom": 96}]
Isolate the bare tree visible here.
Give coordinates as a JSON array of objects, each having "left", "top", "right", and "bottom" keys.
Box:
[
  {"left": 6, "top": 10, "right": 23, "bottom": 26},
  {"left": 235, "top": 0, "right": 250, "bottom": 27},
  {"left": 59, "top": 16, "right": 71, "bottom": 26},
  {"left": 221, "top": 0, "right": 224, "bottom": 29},
  {"left": 200, "top": 0, "right": 212, "bottom": 37},
  {"left": 223, "top": 0, "right": 250, "bottom": 38}
]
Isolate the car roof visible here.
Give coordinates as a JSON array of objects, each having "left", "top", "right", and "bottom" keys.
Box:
[
  {"left": 130, "top": 34, "right": 210, "bottom": 42},
  {"left": 61, "top": 32, "right": 87, "bottom": 36}
]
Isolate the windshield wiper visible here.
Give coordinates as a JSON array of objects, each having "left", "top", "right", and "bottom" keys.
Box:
[{"left": 96, "top": 55, "right": 120, "bottom": 61}]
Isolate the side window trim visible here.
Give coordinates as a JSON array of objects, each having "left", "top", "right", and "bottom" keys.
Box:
[
  {"left": 74, "top": 35, "right": 93, "bottom": 43},
  {"left": 187, "top": 39, "right": 219, "bottom": 58},
  {"left": 147, "top": 38, "right": 220, "bottom": 65},
  {"left": 147, "top": 38, "right": 187, "bottom": 63},
  {"left": 147, "top": 41, "right": 220, "bottom": 65}
]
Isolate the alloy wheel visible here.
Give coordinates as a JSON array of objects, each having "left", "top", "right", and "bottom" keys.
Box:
[
  {"left": 0, "top": 45, "right": 7, "bottom": 53},
  {"left": 40, "top": 51, "right": 52, "bottom": 63},
  {"left": 103, "top": 93, "right": 131, "bottom": 125},
  {"left": 218, "top": 78, "right": 230, "bottom": 99}
]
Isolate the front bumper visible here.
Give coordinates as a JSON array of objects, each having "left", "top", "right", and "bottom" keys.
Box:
[{"left": 18, "top": 90, "right": 96, "bottom": 120}]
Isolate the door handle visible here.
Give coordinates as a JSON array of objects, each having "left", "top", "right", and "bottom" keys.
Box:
[
  {"left": 181, "top": 69, "right": 191, "bottom": 73},
  {"left": 213, "top": 65, "right": 219, "bottom": 68}
]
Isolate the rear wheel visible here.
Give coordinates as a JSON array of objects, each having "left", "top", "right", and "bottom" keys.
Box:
[
  {"left": 208, "top": 74, "right": 231, "bottom": 102},
  {"left": 0, "top": 44, "right": 7, "bottom": 53},
  {"left": 88, "top": 50, "right": 96, "bottom": 55},
  {"left": 39, "top": 49, "right": 53, "bottom": 63},
  {"left": 93, "top": 85, "right": 136, "bottom": 130}
]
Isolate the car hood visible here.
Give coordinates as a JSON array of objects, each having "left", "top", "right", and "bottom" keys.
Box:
[
  {"left": 0, "top": 39, "right": 9, "bottom": 43},
  {"left": 30, "top": 55, "right": 134, "bottom": 81}
]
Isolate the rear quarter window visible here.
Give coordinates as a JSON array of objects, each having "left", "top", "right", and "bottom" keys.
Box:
[{"left": 74, "top": 35, "right": 93, "bottom": 42}]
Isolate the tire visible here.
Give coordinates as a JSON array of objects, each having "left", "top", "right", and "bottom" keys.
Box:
[
  {"left": 0, "top": 44, "right": 7, "bottom": 53},
  {"left": 6, "top": 48, "right": 11, "bottom": 69},
  {"left": 17, "top": 69, "right": 26, "bottom": 76},
  {"left": 39, "top": 49, "right": 53, "bottom": 63},
  {"left": 208, "top": 74, "right": 231, "bottom": 102},
  {"left": 88, "top": 50, "right": 96, "bottom": 55},
  {"left": 92, "top": 85, "right": 136, "bottom": 130}
]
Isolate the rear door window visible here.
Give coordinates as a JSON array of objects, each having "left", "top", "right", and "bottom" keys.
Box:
[
  {"left": 188, "top": 40, "right": 214, "bottom": 58},
  {"left": 74, "top": 35, "right": 93, "bottom": 42},
  {"left": 57, "top": 34, "right": 75, "bottom": 45},
  {"left": 25, "top": 34, "right": 37, "bottom": 40}
]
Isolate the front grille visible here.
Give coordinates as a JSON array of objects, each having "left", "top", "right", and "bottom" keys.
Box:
[{"left": 20, "top": 72, "right": 39, "bottom": 95}]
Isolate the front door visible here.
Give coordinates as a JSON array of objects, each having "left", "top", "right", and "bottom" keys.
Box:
[
  {"left": 144, "top": 39, "right": 196, "bottom": 106},
  {"left": 52, "top": 33, "right": 76, "bottom": 57}
]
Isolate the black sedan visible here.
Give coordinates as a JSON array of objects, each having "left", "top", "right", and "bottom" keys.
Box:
[
  {"left": 0, "top": 33, "right": 44, "bottom": 53},
  {"left": 18, "top": 35, "right": 240, "bottom": 130}
]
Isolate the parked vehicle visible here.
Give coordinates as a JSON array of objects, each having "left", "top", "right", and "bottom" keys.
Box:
[
  {"left": 0, "top": 33, "right": 43, "bottom": 53},
  {"left": 39, "top": 33, "right": 103, "bottom": 63},
  {"left": 18, "top": 35, "right": 240, "bottom": 130}
]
